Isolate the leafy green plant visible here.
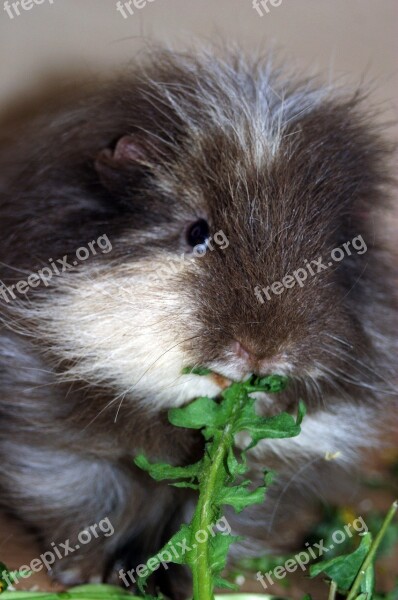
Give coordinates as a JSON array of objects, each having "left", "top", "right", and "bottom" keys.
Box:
[
  {"left": 306, "top": 504, "right": 398, "bottom": 562},
  {"left": 1, "top": 371, "right": 397, "bottom": 600},
  {"left": 134, "top": 373, "right": 305, "bottom": 600},
  {"left": 0, "top": 583, "right": 137, "bottom": 600},
  {"left": 310, "top": 501, "right": 398, "bottom": 600}
]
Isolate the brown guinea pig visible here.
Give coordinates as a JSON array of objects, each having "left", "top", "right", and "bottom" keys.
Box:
[{"left": 0, "top": 47, "right": 397, "bottom": 598}]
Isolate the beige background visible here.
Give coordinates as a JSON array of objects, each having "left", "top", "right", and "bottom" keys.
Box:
[
  {"left": 0, "top": 0, "right": 397, "bottom": 114},
  {"left": 0, "top": 0, "right": 397, "bottom": 594}
]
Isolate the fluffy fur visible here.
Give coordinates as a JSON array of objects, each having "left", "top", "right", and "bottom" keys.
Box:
[{"left": 0, "top": 47, "right": 397, "bottom": 598}]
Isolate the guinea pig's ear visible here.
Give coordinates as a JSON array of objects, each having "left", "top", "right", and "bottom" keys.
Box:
[{"left": 95, "top": 135, "right": 150, "bottom": 192}]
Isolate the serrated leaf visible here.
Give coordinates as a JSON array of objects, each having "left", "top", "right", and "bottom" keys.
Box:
[
  {"left": 171, "top": 481, "right": 200, "bottom": 490},
  {"left": 234, "top": 399, "right": 305, "bottom": 449},
  {"left": 264, "top": 470, "right": 276, "bottom": 486},
  {"left": 208, "top": 533, "right": 239, "bottom": 577},
  {"left": 169, "top": 396, "right": 227, "bottom": 431},
  {"left": 216, "top": 481, "right": 267, "bottom": 513},
  {"left": 310, "top": 533, "right": 372, "bottom": 591},
  {"left": 213, "top": 576, "right": 238, "bottom": 590},
  {"left": 137, "top": 524, "right": 192, "bottom": 593},
  {"left": 226, "top": 447, "right": 247, "bottom": 479},
  {"left": 162, "top": 524, "right": 193, "bottom": 566},
  {"left": 134, "top": 454, "right": 201, "bottom": 482},
  {"left": 158, "top": 523, "right": 192, "bottom": 565}
]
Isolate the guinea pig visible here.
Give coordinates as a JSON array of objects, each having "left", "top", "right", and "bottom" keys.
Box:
[{"left": 0, "top": 47, "right": 397, "bottom": 598}]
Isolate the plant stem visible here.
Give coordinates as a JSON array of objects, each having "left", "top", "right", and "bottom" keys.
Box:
[
  {"left": 346, "top": 500, "right": 398, "bottom": 600},
  {"left": 328, "top": 580, "right": 338, "bottom": 600},
  {"left": 190, "top": 388, "right": 246, "bottom": 600}
]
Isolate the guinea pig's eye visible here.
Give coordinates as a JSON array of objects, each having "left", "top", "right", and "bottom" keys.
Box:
[{"left": 186, "top": 219, "right": 210, "bottom": 248}]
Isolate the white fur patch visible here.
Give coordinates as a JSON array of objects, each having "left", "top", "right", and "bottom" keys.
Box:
[{"left": 22, "top": 256, "right": 221, "bottom": 411}]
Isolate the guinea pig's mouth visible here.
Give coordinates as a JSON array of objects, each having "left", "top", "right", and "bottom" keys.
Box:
[
  {"left": 209, "top": 371, "right": 233, "bottom": 389},
  {"left": 201, "top": 344, "right": 294, "bottom": 385},
  {"left": 204, "top": 362, "right": 293, "bottom": 387},
  {"left": 181, "top": 366, "right": 233, "bottom": 390},
  {"left": 186, "top": 366, "right": 288, "bottom": 391},
  {"left": 183, "top": 368, "right": 292, "bottom": 411}
]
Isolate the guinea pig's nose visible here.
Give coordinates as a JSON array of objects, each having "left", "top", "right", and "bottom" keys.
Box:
[
  {"left": 232, "top": 340, "right": 283, "bottom": 374},
  {"left": 232, "top": 340, "right": 267, "bottom": 369},
  {"left": 232, "top": 340, "right": 255, "bottom": 362}
]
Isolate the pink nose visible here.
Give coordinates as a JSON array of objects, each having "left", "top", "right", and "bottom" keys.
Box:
[
  {"left": 232, "top": 340, "right": 255, "bottom": 362},
  {"left": 232, "top": 340, "right": 281, "bottom": 373}
]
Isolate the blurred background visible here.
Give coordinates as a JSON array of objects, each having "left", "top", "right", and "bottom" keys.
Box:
[
  {"left": 0, "top": 0, "right": 397, "bottom": 113},
  {"left": 1, "top": 0, "right": 397, "bottom": 597}
]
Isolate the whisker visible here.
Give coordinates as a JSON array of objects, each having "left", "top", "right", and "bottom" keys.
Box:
[
  {"left": 324, "top": 333, "right": 394, "bottom": 390},
  {"left": 321, "top": 344, "right": 395, "bottom": 395},
  {"left": 82, "top": 333, "right": 203, "bottom": 430}
]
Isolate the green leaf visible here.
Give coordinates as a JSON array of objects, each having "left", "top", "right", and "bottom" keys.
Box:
[
  {"left": 70, "top": 585, "right": 136, "bottom": 597},
  {"left": 234, "top": 398, "right": 305, "bottom": 449},
  {"left": 134, "top": 454, "right": 201, "bottom": 482},
  {"left": 264, "top": 470, "right": 276, "bottom": 487},
  {"left": 216, "top": 481, "right": 267, "bottom": 513},
  {"left": 137, "top": 524, "right": 192, "bottom": 594},
  {"left": 163, "top": 524, "right": 193, "bottom": 566},
  {"left": 225, "top": 447, "right": 247, "bottom": 479},
  {"left": 208, "top": 533, "right": 239, "bottom": 577},
  {"left": 171, "top": 481, "right": 200, "bottom": 490},
  {"left": 0, "top": 584, "right": 136, "bottom": 599},
  {"left": 310, "top": 533, "right": 372, "bottom": 591},
  {"left": 213, "top": 576, "right": 238, "bottom": 591},
  {"left": 169, "top": 397, "right": 227, "bottom": 431},
  {"left": 0, "top": 594, "right": 62, "bottom": 599},
  {"left": 250, "top": 374, "right": 289, "bottom": 393}
]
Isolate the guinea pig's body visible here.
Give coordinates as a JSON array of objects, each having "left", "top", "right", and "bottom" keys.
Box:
[{"left": 0, "top": 48, "right": 396, "bottom": 597}]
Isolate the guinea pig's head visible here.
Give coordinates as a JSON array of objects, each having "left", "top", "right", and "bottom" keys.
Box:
[{"left": 24, "top": 50, "right": 396, "bottom": 413}]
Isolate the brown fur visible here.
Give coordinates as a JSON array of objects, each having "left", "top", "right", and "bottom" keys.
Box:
[{"left": 0, "top": 48, "right": 396, "bottom": 598}]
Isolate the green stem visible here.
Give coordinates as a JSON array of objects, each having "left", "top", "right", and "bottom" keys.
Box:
[
  {"left": 191, "top": 389, "right": 246, "bottom": 600},
  {"left": 346, "top": 500, "right": 398, "bottom": 600},
  {"left": 328, "top": 580, "right": 338, "bottom": 600}
]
